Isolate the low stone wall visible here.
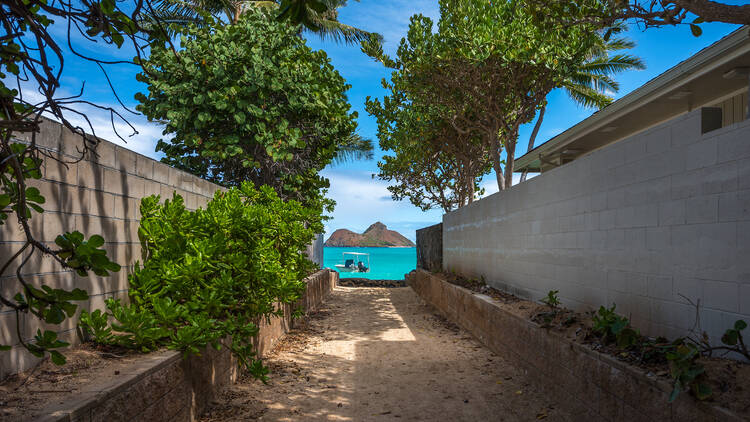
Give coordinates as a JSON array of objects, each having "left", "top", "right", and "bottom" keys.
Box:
[
  {"left": 416, "top": 223, "right": 442, "bottom": 272},
  {"left": 39, "top": 269, "right": 338, "bottom": 422},
  {"left": 407, "top": 269, "right": 742, "bottom": 422}
]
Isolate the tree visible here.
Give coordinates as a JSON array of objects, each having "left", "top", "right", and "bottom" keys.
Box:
[
  {"left": 366, "top": 0, "right": 606, "bottom": 192},
  {"left": 153, "top": 0, "right": 376, "bottom": 43},
  {"left": 365, "top": 27, "right": 492, "bottom": 211},
  {"left": 136, "top": 9, "right": 357, "bottom": 205},
  {"left": 1, "top": 0, "right": 167, "bottom": 365},
  {"left": 520, "top": 23, "right": 645, "bottom": 182},
  {"left": 531, "top": 1, "right": 750, "bottom": 32}
]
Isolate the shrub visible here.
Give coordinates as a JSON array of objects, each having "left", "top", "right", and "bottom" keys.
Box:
[{"left": 79, "top": 182, "right": 322, "bottom": 379}]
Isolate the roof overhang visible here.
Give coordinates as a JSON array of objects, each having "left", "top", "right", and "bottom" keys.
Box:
[{"left": 515, "top": 26, "right": 750, "bottom": 173}]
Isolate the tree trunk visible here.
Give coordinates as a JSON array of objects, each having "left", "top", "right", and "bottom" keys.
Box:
[
  {"left": 520, "top": 105, "right": 546, "bottom": 183},
  {"left": 490, "top": 135, "right": 505, "bottom": 192},
  {"left": 504, "top": 140, "right": 516, "bottom": 189}
]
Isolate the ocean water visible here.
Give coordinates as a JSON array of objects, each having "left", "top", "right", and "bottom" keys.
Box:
[{"left": 323, "top": 247, "right": 416, "bottom": 280}]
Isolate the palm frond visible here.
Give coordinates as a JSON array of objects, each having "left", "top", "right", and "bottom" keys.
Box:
[
  {"left": 332, "top": 134, "right": 374, "bottom": 165},
  {"left": 561, "top": 29, "right": 645, "bottom": 110},
  {"left": 564, "top": 84, "right": 614, "bottom": 109},
  {"left": 306, "top": 17, "right": 375, "bottom": 44},
  {"left": 605, "top": 37, "right": 636, "bottom": 51},
  {"left": 580, "top": 54, "right": 645, "bottom": 75}
]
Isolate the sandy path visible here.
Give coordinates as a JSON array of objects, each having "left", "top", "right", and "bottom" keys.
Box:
[{"left": 201, "top": 287, "right": 565, "bottom": 421}]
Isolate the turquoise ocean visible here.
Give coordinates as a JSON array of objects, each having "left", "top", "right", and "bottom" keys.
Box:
[{"left": 323, "top": 247, "right": 416, "bottom": 280}]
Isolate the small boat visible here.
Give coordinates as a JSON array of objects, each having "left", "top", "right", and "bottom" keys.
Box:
[{"left": 334, "top": 252, "right": 370, "bottom": 273}]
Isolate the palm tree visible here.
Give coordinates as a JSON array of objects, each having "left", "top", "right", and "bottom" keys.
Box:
[
  {"left": 331, "top": 133, "right": 374, "bottom": 166},
  {"left": 519, "top": 25, "right": 645, "bottom": 182},
  {"left": 153, "top": 0, "right": 375, "bottom": 44}
]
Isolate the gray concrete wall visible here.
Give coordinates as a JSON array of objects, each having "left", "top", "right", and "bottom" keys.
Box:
[
  {"left": 443, "top": 109, "right": 750, "bottom": 344},
  {"left": 306, "top": 233, "right": 324, "bottom": 267},
  {"left": 416, "top": 223, "right": 443, "bottom": 272},
  {"left": 1, "top": 117, "right": 225, "bottom": 378}
]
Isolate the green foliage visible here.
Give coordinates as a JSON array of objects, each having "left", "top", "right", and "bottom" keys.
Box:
[
  {"left": 27, "top": 330, "right": 70, "bottom": 365},
  {"left": 666, "top": 341, "right": 711, "bottom": 402},
  {"left": 79, "top": 183, "right": 321, "bottom": 380},
  {"left": 152, "top": 0, "right": 377, "bottom": 45},
  {"left": 592, "top": 304, "right": 640, "bottom": 349},
  {"left": 55, "top": 232, "right": 122, "bottom": 277},
  {"left": 364, "top": 0, "right": 620, "bottom": 192},
  {"left": 136, "top": 9, "right": 356, "bottom": 205},
  {"left": 541, "top": 290, "right": 561, "bottom": 308},
  {"left": 78, "top": 309, "right": 115, "bottom": 344}
]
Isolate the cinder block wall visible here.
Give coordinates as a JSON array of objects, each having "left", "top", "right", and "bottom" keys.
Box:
[
  {"left": 0, "top": 117, "right": 226, "bottom": 378},
  {"left": 416, "top": 223, "right": 443, "bottom": 272},
  {"left": 443, "top": 109, "right": 750, "bottom": 344}
]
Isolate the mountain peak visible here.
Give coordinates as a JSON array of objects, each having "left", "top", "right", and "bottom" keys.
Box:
[
  {"left": 325, "top": 222, "right": 414, "bottom": 248},
  {"left": 364, "top": 222, "right": 387, "bottom": 233}
]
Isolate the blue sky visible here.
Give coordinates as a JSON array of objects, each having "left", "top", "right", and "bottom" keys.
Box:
[{"left": 26, "top": 0, "right": 743, "bottom": 241}]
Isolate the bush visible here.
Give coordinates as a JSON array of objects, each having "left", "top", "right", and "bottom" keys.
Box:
[{"left": 79, "top": 182, "right": 322, "bottom": 379}]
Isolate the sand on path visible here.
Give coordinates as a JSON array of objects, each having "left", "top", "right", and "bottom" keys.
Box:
[{"left": 201, "top": 286, "right": 565, "bottom": 421}]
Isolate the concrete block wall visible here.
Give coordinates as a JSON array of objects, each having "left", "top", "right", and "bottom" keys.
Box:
[
  {"left": 416, "top": 223, "right": 443, "bottom": 272},
  {"left": 443, "top": 109, "right": 750, "bottom": 344},
  {"left": 0, "top": 117, "right": 225, "bottom": 379}
]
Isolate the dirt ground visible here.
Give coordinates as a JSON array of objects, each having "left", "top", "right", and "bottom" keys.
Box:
[{"left": 201, "top": 286, "right": 564, "bottom": 422}]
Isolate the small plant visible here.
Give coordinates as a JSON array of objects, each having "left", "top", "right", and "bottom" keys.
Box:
[
  {"left": 720, "top": 320, "right": 749, "bottom": 360},
  {"left": 541, "top": 290, "right": 560, "bottom": 308},
  {"left": 592, "top": 304, "right": 640, "bottom": 349},
  {"left": 78, "top": 309, "right": 115, "bottom": 344},
  {"left": 666, "top": 340, "right": 711, "bottom": 402}
]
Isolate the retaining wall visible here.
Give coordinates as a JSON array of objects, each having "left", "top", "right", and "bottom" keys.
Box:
[
  {"left": 407, "top": 270, "right": 742, "bottom": 421},
  {"left": 39, "top": 269, "right": 338, "bottom": 422},
  {"left": 443, "top": 110, "right": 750, "bottom": 344},
  {"left": 416, "top": 223, "right": 442, "bottom": 272}
]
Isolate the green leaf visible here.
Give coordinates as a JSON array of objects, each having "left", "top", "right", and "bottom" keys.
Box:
[
  {"left": 88, "top": 235, "right": 105, "bottom": 248},
  {"left": 735, "top": 320, "right": 747, "bottom": 331},
  {"left": 689, "top": 24, "right": 702, "bottom": 37},
  {"left": 49, "top": 350, "right": 66, "bottom": 365}
]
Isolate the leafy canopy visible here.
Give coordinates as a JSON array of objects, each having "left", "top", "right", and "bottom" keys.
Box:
[
  {"left": 136, "top": 8, "right": 357, "bottom": 204},
  {"left": 365, "top": 0, "right": 604, "bottom": 192}
]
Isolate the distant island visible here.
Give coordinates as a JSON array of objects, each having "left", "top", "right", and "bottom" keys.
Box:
[{"left": 325, "top": 222, "right": 415, "bottom": 248}]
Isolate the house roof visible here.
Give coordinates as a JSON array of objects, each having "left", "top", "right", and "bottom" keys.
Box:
[{"left": 515, "top": 25, "right": 750, "bottom": 173}]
